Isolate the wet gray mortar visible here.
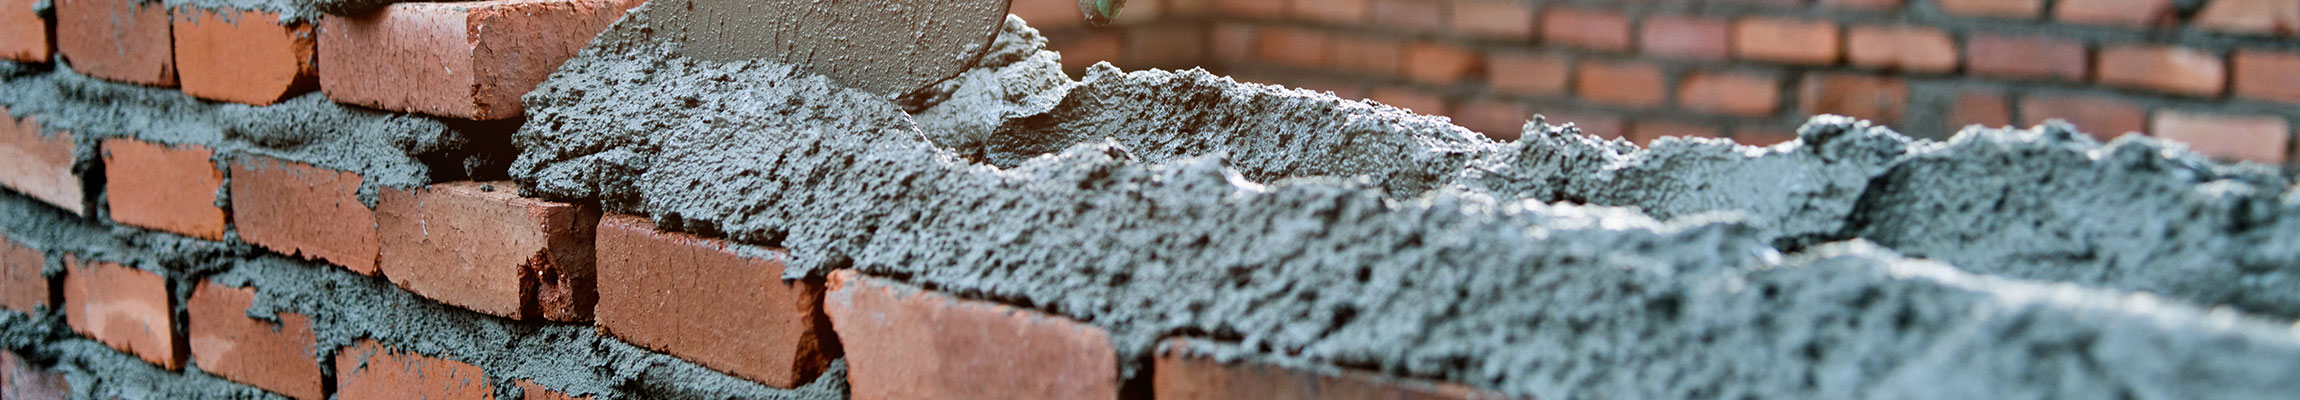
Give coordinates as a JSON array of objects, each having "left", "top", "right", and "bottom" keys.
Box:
[{"left": 513, "top": 9, "right": 2300, "bottom": 398}]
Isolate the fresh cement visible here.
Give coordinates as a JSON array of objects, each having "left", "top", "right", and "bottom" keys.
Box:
[{"left": 511, "top": 6, "right": 2300, "bottom": 396}]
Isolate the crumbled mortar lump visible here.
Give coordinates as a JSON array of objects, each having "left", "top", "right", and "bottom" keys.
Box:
[
  {"left": 0, "top": 64, "right": 512, "bottom": 206},
  {"left": 0, "top": 191, "right": 851, "bottom": 400}
]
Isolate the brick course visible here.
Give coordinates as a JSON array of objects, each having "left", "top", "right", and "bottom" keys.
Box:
[
  {"left": 62, "top": 258, "right": 180, "bottom": 369},
  {"left": 319, "top": 0, "right": 641, "bottom": 120},
  {"left": 229, "top": 156, "right": 378, "bottom": 275},
  {"left": 377, "top": 181, "right": 597, "bottom": 321},
  {"left": 188, "top": 282, "right": 324, "bottom": 400},
  {"left": 594, "top": 215, "right": 837, "bottom": 389},
  {"left": 171, "top": 8, "right": 317, "bottom": 105},
  {"left": 825, "top": 270, "right": 1120, "bottom": 400},
  {"left": 102, "top": 139, "right": 226, "bottom": 240}
]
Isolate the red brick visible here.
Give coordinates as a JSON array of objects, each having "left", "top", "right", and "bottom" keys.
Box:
[
  {"left": 1452, "top": 100, "right": 1529, "bottom": 141},
  {"left": 1485, "top": 52, "right": 1568, "bottom": 96},
  {"left": 1539, "top": 7, "right": 1629, "bottom": 52},
  {"left": 3, "top": 351, "right": 69, "bottom": 400},
  {"left": 62, "top": 257, "right": 179, "bottom": 369},
  {"left": 172, "top": 8, "right": 316, "bottom": 105},
  {"left": 517, "top": 380, "right": 592, "bottom": 400},
  {"left": 2151, "top": 111, "right": 2291, "bottom": 164},
  {"left": 595, "top": 215, "right": 836, "bottom": 389},
  {"left": 1255, "top": 27, "right": 1330, "bottom": 68},
  {"left": 1451, "top": 1, "right": 1533, "bottom": 39},
  {"left": 1640, "top": 15, "right": 1730, "bottom": 61},
  {"left": 188, "top": 282, "right": 322, "bottom": 400},
  {"left": 1801, "top": 74, "right": 1908, "bottom": 126},
  {"left": 1154, "top": 342, "right": 1508, "bottom": 399},
  {"left": 0, "top": 109, "right": 82, "bottom": 214},
  {"left": 1949, "top": 90, "right": 2012, "bottom": 129},
  {"left": 1733, "top": 127, "right": 1800, "bottom": 146},
  {"left": 1052, "top": 32, "right": 1122, "bottom": 77},
  {"left": 319, "top": 0, "right": 640, "bottom": 120},
  {"left": 1539, "top": 110, "right": 1623, "bottom": 139},
  {"left": 229, "top": 156, "right": 377, "bottom": 275},
  {"left": 2195, "top": 0, "right": 2300, "bottom": 36},
  {"left": 1010, "top": 0, "right": 1082, "bottom": 29},
  {"left": 1125, "top": 25, "right": 1205, "bottom": 68},
  {"left": 55, "top": 0, "right": 173, "bottom": 85},
  {"left": 1844, "top": 25, "right": 1957, "bottom": 74},
  {"left": 1732, "top": 18, "right": 1840, "bottom": 65},
  {"left": 1211, "top": 24, "right": 1256, "bottom": 63},
  {"left": 2097, "top": 45, "right": 2226, "bottom": 97},
  {"left": 2020, "top": 95, "right": 2146, "bottom": 136},
  {"left": 377, "top": 181, "right": 597, "bottom": 322},
  {"left": 825, "top": 271, "right": 1120, "bottom": 400},
  {"left": 1819, "top": 0, "right": 1901, "bottom": 10},
  {"left": 2054, "top": 0, "right": 2176, "bottom": 26},
  {"left": 1966, "top": 34, "right": 2088, "bottom": 82},
  {"left": 1938, "top": 0, "right": 2043, "bottom": 18},
  {"left": 1574, "top": 60, "right": 1665, "bottom": 108},
  {"left": 0, "top": 233, "right": 47, "bottom": 314},
  {"left": 1219, "top": 0, "right": 1287, "bottom": 18},
  {"left": 1404, "top": 42, "right": 1482, "bottom": 85},
  {"left": 335, "top": 340, "right": 492, "bottom": 400},
  {"left": 1368, "top": 87, "right": 1449, "bottom": 115},
  {"left": 1331, "top": 35, "right": 1404, "bottom": 76},
  {"left": 1629, "top": 121, "right": 1722, "bottom": 146},
  {"left": 0, "top": 0, "right": 50, "bottom": 62},
  {"left": 1370, "top": 0, "right": 1444, "bottom": 33},
  {"left": 1294, "top": 0, "right": 1369, "bottom": 23},
  {"left": 2235, "top": 50, "right": 2300, "bottom": 104},
  {"left": 1678, "top": 71, "right": 1780, "bottom": 117},
  {"left": 101, "top": 139, "right": 225, "bottom": 240}
]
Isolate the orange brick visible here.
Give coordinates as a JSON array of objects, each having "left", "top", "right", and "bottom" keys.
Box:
[
  {"left": 1485, "top": 52, "right": 1568, "bottom": 96},
  {"left": 1367, "top": 87, "right": 1449, "bottom": 115},
  {"left": 229, "top": 156, "right": 377, "bottom": 275},
  {"left": 1220, "top": 0, "right": 1287, "bottom": 18},
  {"left": 1404, "top": 42, "right": 1482, "bottom": 85},
  {"left": 1938, "top": 0, "right": 2043, "bottom": 18},
  {"left": 1452, "top": 100, "right": 1529, "bottom": 141},
  {"left": 335, "top": 340, "right": 491, "bottom": 400},
  {"left": 1451, "top": 1, "right": 1533, "bottom": 39},
  {"left": 1539, "top": 110, "right": 1623, "bottom": 139},
  {"left": 595, "top": 215, "right": 837, "bottom": 389},
  {"left": 1009, "top": 0, "right": 1081, "bottom": 29},
  {"left": 825, "top": 271, "right": 1120, "bottom": 400},
  {"left": 2151, "top": 111, "right": 2291, "bottom": 164},
  {"left": 63, "top": 258, "right": 179, "bottom": 369},
  {"left": 1292, "top": 0, "right": 1367, "bottom": 23},
  {"left": 55, "top": 0, "right": 173, "bottom": 85},
  {"left": 0, "top": 0, "right": 50, "bottom": 62},
  {"left": 1733, "top": 18, "right": 1840, "bottom": 65},
  {"left": 1641, "top": 15, "right": 1729, "bottom": 61},
  {"left": 1255, "top": 27, "right": 1330, "bottom": 68},
  {"left": 1629, "top": 121, "right": 1722, "bottom": 146},
  {"left": 1678, "top": 72, "right": 1780, "bottom": 117},
  {"left": 1210, "top": 23, "right": 1257, "bottom": 63},
  {"left": 1574, "top": 60, "right": 1665, "bottom": 108},
  {"left": 1539, "top": 7, "right": 1629, "bottom": 52},
  {"left": 1331, "top": 35, "right": 1404, "bottom": 76},
  {"left": 2054, "top": 0, "right": 2176, "bottom": 26},
  {"left": 2235, "top": 50, "right": 2300, "bottom": 104},
  {"left": 1051, "top": 32, "right": 1121, "bottom": 77},
  {"left": 319, "top": 0, "right": 641, "bottom": 120},
  {"left": 1125, "top": 25, "right": 1205, "bottom": 68},
  {"left": 102, "top": 139, "right": 226, "bottom": 240},
  {"left": 1801, "top": 74, "right": 1908, "bottom": 126},
  {"left": 188, "top": 282, "right": 323, "bottom": 400},
  {"left": 1819, "top": 0, "right": 1901, "bottom": 10},
  {"left": 2020, "top": 95, "right": 2145, "bottom": 136},
  {"left": 2195, "top": 0, "right": 2300, "bottom": 36},
  {"left": 1949, "top": 90, "right": 2012, "bottom": 129},
  {"left": 1844, "top": 25, "right": 1956, "bottom": 74},
  {"left": 2097, "top": 45, "right": 2226, "bottom": 97},
  {"left": 1370, "top": 0, "right": 1443, "bottom": 33},
  {"left": 1154, "top": 342, "right": 1508, "bottom": 399},
  {"left": 0, "top": 233, "right": 47, "bottom": 314},
  {"left": 377, "top": 181, "right": 598, "bottom": 322},
  {"left": 2, "top": 351, "right": 69, "bottom": 399},
  {"left": 0, "top": 109, "right": 83, "bottom": 214},
  {"left": 1967, "top": 34, "right": 2088, "bottom": 81},
  {"left": 172, "top": 8, "right": 317, "bottom": 105},
  {"left": 516, "top": 380, "right": 592, "bottom": 400}
]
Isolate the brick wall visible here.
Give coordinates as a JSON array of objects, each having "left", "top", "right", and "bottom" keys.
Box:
[{"left": 1028, "top": 0, "right": 2300, "bottom": 166}]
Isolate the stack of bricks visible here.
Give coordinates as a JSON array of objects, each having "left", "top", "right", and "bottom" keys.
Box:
[{"left": 1028, "top": 0, "right": 2300, "bottom": 167}]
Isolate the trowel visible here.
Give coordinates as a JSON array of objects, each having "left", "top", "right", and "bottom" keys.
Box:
[{"left": 662, "top": 0, "right": 1126, "bottom": 97}]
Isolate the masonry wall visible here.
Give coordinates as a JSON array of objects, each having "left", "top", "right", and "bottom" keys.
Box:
[{"left": 1026, "top": 0, "right": 2300, "bottom": 167}]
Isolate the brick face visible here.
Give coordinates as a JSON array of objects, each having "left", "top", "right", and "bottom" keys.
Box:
[
  {"left": 1678, "top": 71, "right": 1781, "bottom": 117},
  {"left": 1292, "top": 0, "right": 1367, "bottom": 23},
  {"left": 1574, "top": 60, "right": 1666, "bottom": 108},
  {"left": 319, "top": 0, "right": 641, "bottom": 120},
  {"left": 0, "top": 110, "right": 82, "bottom": 214},
  {"left": 594, "top": 215, "right": 837, "bottom": 389},
  {"left": 1404, "top": 42, "right": 1482, "bottom": 85},
  {"left": 1801, "top": 74, "right": 1909, "bottom": 126},
  {"left": 2, "top": 351, "right": 69, "bottom": 400},
  {"left": 102, "top": 139, "right": 227, "bottom": 240},
  {"left": 172, "top": 8, "right": 317, "bottom": 105},
  {"left": 188, "top": 282, "right": 324, "bottom": 400},
  {"left": 2234, "top": 50, "right": 2300, "bottom": 104},
  {"left": 1966, "top": 34, "right": 2088, "bottom": 82},
  {"left": 2195, "top": 0, "right": 2300, "bottom": 36},
  {"left": 1450, "top": 1, "right": 1533, "bottom": 39},
  {"left": 1950, "top": 90, "right": 2013, "bottom": 129},
  {"left": 63, "top": 258, "right": 180, "bottom": 369},
  {"left": 55, "top": 0, "right": 174, "bottom": 85},
  {"left": 1640, "top": 15, "right": 1730, "bottom": 61},
  {"left": 1938, "top": 0, "right": 2044, "bottom": 18},
  {"left": 2020, "top": 95, "right": 2146, "bottom": 136},
  {"left": 1370, "top": 0, "right": 1443, "bottom": 33},
  {"left": 2053, "top": 0, "right": 2176, "bottom": 27},
  {"left": 229, "top": 156, "right": 378, "bottom": 275},
  {"left": 826, "top": 270, "right": 1121, "bottom": 400},
  {"left": 0, "top": 233, "right": 47, "bottom": 314},
  {"left": 2151, "top": 111, "right": 2292, "bottom": 164},
  {"left": 0, "top": 0, "right": 49, "bottom": 62},
  {"left": 1255, "top": 27, "right": 1330, "bottom": 69},
  {"left": 1732, "top": 18, "right": 1840, "bottom": 65},
  {"left": 2097, "top": 45, "right": 2226, "bottom": 97},
  {"left": 377, "top": 181, "right": 598, "bottom": 322},
  {"left": 336, "top": 340, "right": 492, "bottom": 400},
  {"left": 1125, "top": 25, "right": 1205, "bottom": 68},
  {"left": 1539, "top": 7, "right": 1629, "bottom": 52},
  {"left": 1486, "top": 52, "right": 1568, "bottom": 96},
  {"left": 1844, "top": 26, "right": 1957, "bottom": 74},
  {"left": 1453, "top": 100, "right": 1529, "bottom": 141},
  {"left": 1155, "top": 342, "right": 1507, "bottom": 399},
  {"left": 1330, "top": 35, "right": 1404, "bottom": 76},
  {"left": 1219, "top": 0, "right": 1287, "bottom": 18}
]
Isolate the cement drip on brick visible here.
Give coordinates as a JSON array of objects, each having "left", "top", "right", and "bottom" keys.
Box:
[{"left": 0, "top": 64, "right": 512, "bottom": 207}]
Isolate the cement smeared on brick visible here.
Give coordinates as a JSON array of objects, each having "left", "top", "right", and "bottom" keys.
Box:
[{"left": 0, "top": 63, "right": 510, "bottom": 207}]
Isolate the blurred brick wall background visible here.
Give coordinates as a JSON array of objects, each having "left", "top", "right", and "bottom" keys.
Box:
[{"left": 1019, "top": 0, "right": 2300, "bottom": 167}]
